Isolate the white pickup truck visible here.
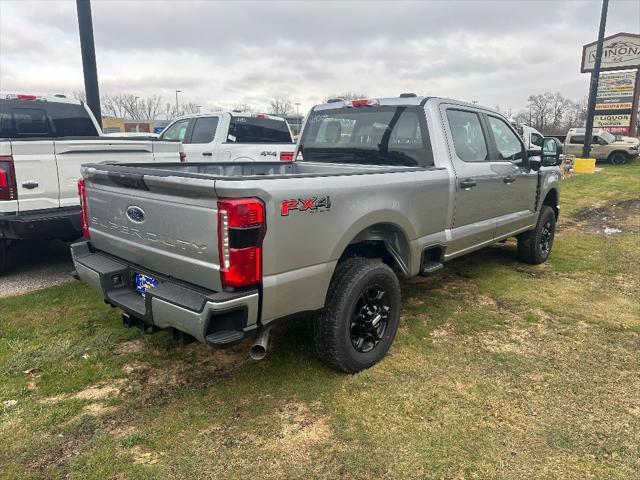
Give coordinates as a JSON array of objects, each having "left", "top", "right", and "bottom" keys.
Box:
[
  {"left": 159, "top": 112, "right": 295, "bottom": 162},
  {"left": 0, "top": 94, "right": 183, "bottom": 273}
]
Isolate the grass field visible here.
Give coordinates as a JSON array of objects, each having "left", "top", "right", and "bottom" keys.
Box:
[{"left": 1, "top": 161, "right": 639, "bottom": 479}]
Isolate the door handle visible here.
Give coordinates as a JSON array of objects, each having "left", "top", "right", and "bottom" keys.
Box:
[
  {"left": 503, "top": 175, "right": 516, "bottom": 184},
  {"left": 460, "top": 179, "right": 477, "bottom": 189},
  {"left": 202, "top": 151, "right": 213, "bottom": 157},
  {"left": 22, "top": 180, "right": 39, "bottom": 189}
]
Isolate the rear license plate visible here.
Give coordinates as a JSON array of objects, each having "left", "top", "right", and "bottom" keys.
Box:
[{"left": 135, "top": 273, "right": 158, "bottom": 296}]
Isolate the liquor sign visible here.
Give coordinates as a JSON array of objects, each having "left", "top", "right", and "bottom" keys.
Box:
[
  {"left": 595, "top": 71, "right": 637, "bottom": 113},
  {"left": 581, "top": 33, "right": 640, "bottom": 73},
  {"left": 593, "top": 114, "right": 632, "bottom": 134}
]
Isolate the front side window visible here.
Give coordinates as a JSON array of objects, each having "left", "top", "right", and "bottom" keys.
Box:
[
  {"left": 446, "top": 109, "right": 488, "bottom": 162},
  {"left": 299, "top": 106, "right": 432, "bottom": 166},
  {"left": 487, "top": 116, "right": 523, "bottom": 161},
  {"left": 188, "top": 116, "right": 218, "bottom": 144},
  {"left": 161, "top": 119, "right": 189, "bottom": 141}
]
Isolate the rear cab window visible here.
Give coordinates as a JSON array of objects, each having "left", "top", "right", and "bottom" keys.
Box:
[
  {"left": 0, "top": 99, "right": 98, "bottom": 138},
  {"left": 228, "top": 115, "right": 293, "bottom": 144},
  {"left": 299, "top": 105, "right": 433, "bottom": 167}
]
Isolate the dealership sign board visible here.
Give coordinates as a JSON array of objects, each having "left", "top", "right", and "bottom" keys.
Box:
[{"left": 581, "top": 33, "right": 640, "bottom": 73}]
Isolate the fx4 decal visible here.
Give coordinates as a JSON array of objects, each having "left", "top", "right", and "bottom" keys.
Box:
[
  {"left": 260, "top": 151, "right": 277, "bottom": 157},
  {"left": 281, "top": 196, "right": 331, "bottom": 216}
]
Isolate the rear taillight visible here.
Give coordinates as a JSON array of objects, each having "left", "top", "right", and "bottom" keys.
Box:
[
  {"left": 16, "top": 94, "right": 37, "bottom": 100},
  {"left": 0, "top": 156, "right": 17, "bottom": 201},
  {"left": 217, "top": 198, "right": 266, "bottom": 289},
  {"left": 280, "top": 151, "right": 294, "bottom": 162},
  {"left": 77, "top": 178, "right": 90, "bottom": 238},
  {"left": 179, "top": 151, "right": 187, "bottom": 162}
]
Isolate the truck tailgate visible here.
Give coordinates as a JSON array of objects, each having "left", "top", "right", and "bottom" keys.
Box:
[{"left": 83, "top": 167, "right": 222, "bottom": 291}]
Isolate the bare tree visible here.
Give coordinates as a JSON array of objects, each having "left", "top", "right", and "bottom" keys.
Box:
[
  {"left": 102, "top": 94, "right": 129, "bottom": 118},
  {"left": 72, "top": 90, "right": 86, "bottom": 102},
  {"left": 139, "top": 95, "right": 164, "bottom": 120},
  {"left": 231, "top": 103, "right": 257, "bottom": 113},
  {"left": 268, "top": 98, "right": 293, "bottom": 116}
]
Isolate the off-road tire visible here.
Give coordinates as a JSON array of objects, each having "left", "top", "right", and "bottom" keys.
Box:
[
  {"left": 517, "top": 206, "right": 556, "bottom": 265},
  {"left": 0, "top": 240, "right": 8, "bottom": 275},
  {"left": 313, "top": 257, "right": 401, "bottom": 373},
  {"left": 608, "top": 152, "right": 628, "bottom": 165}
]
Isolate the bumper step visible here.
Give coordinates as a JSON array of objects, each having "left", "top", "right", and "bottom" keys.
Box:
[
  {"left": 420, "top": 261, "right": 443, "bottom": 276},
  {"left": 206, "top": 330, "right": 245, "bottom": 347}
]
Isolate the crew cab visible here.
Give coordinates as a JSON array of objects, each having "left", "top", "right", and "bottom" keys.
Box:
[
  {"left": 71, "top": 95, "right": 562, "bottom": 373},
  {"left": 159, "top": 112, "right": 295, "bottom": 163},
  {"left": 0, "top": 94, "right": 183, "bottom": 273},
  {"left": 564, "top": 127, "right": 639, "bottom": 164}
]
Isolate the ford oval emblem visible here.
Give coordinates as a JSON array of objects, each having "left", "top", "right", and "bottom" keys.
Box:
[{"left": 126, "top": 206, "right": 146, "bottom": 223}]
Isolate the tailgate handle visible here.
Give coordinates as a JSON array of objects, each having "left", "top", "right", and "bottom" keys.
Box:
[
  {"left": 202, "top": 151, "right": 213, "bottom": 157},
  {"left": 460, "top": 179, "right": 477, "bottom": 189},
  {"left": 22, "top": 180, "right": 39, "bottom": 189}
]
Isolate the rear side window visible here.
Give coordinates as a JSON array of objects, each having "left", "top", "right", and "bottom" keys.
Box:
[
  {"left": 187, "top": 116, "right": 219, "bottom": 144},
  {"left": 570, "top": 135, "right": 585, "bottom": 144},
  {"left": 228, "top": 116, "right": 292, "bottom": 144},
  {"left": 446, "top": 109, "right": 488, "bottom": 162},
  {"left": 46, "top": 102, "right": 98, "bottom": 136}
]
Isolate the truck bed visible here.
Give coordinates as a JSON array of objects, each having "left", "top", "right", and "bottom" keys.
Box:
[{"left": 82, "top": 161, "right": 425, "bottom": 180}]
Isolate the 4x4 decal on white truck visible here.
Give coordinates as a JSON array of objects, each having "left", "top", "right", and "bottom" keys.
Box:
[{"left": 280, "top": 196, "right": 332, "bottom": 216}]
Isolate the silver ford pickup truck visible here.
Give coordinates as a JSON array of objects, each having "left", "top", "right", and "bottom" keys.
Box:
[{"left": 72, "top": 95, "right": 562, "bottom": 373}]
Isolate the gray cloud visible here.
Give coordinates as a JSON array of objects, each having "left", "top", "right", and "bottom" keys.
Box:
[{"left": 2, "top": 0, "right": 639, "bottom": 114}]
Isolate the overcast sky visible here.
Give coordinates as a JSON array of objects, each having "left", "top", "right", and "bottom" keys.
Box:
[{"left": 1, "top": 0, "right": 639, "bottom": 116}]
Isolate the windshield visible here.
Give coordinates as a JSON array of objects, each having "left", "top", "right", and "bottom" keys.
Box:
[
  {"left": 600, "top": 131, "right": 616, "bottom": 143},
  {"left": 228, "top": 116, "right": 293, "bottom": 144},
  {"left": 299, "top": 106, "right": 432, "bottom": 167}
]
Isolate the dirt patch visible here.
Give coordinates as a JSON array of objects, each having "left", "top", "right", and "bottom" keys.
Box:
[
  {"left": 275, "top": 400, "right": 331, "bottom": 459},
  {"left": 73, "top": 384, "right": 121, "bottom": 401},
  {"left": 114, "top": 340, "right": 143, "bottom": 355},
  {"left": 566, "top": 198, "right": 640, "bottom": 234},
  {"left": 83, "top": 403, "right": 117, "bottom": 416},
  {"left": 131, "top": 446, "right": 161, "bottom": 465}
]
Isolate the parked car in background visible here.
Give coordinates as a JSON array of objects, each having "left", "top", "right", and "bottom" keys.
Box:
[
  {"left": 510, "top": 121, "right": 545, "bottom": 150},
  {"left": 71, "top": 95, "right": 562, "bottom": 373},
  {"left": 0, "top": 93, "right": 184, "bottom": 273},
  {"left": 564, "top": 127, "right": 639, "bottom": 164},
  {"left": 159, "top": 112, "right": 295, "bottom": 163}
]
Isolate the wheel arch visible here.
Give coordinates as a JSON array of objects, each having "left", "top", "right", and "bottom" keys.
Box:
[
  {"left": 331, "top": 219, "right": 414, "bottom": 277},
  {"left": 542, "top": 188, "right": 559, "bottom": 219}
]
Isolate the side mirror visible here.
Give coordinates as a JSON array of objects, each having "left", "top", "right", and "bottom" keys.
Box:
[{"left": 541, "top": 137, "right": 562, "bottom": 166}]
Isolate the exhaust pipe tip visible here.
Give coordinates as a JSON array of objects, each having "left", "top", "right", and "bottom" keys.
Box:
[
  {"left": 249, "top": 344, "right": 267, "bottom": 361},
  {"left": 249, "top": 325, "right": 272, "bottom": 361}
]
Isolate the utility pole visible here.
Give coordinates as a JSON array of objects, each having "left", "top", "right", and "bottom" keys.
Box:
[
  {"left": 295, "top": 102, "right": 301, "bottom": 134},
  {"left": 175, "top": 90, "right": 181, "bottom": 117},
  {"left": 582, "top": 0, "right": 609, "bottom": 159},
  {"left": 76, "top": 0, "right": 102, "bottom": 127}
]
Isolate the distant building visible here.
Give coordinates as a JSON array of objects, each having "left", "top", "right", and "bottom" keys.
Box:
[{"left": 101, "top": 117, "right": 170, "bottom": 134}]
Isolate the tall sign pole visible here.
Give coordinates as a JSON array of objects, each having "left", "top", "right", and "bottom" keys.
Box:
[
  {"left": 582, "top": 0, "right": 609, "bottom": 158},
  {"left": 76, "top": 0, "right": 102, "bottom": 128}
]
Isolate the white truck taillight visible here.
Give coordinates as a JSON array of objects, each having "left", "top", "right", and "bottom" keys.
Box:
[
  {"left": 217, "top": 198, "right": 266, "bottom": 289},
  {"left": 0, "top": 156, "right": 17, "bottom": 201},
  {"left": 280, "top": 151, "right": 294, "bottom": 162},
  {"left": 77, "top": 178, "right": 90, "bottom": 238}
]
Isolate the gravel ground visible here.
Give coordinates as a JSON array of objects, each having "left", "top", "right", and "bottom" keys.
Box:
[{"left": 0, "top": 240, "right": 75, "bottom": 298}]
